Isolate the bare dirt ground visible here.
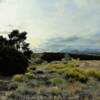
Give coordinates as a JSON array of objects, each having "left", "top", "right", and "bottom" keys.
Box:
[{"left": 79, "top": 60, "right": 100, "bottom": 69}]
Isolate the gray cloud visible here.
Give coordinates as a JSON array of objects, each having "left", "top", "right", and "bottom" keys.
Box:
[
  {"left": 41, "top": 34, "right": 100, "bottom": 52},
  {"left": 45, "top": 36, "right": 80, "bottom": 44},
  {"left": 41, "top": 36, "right": 81, "bottom": 51},
  {"left": 0, "top": 0, "right": 100, "bottom": 49},
  {"left": 0, "top": 0, "right": 5, "bottom": 3}
]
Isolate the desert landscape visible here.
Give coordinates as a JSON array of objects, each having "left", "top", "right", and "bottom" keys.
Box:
[
  {"left": 0, "top": 0, "right": 100, "bottom": 100},
  {"left": 0, "top": 54, "right": 100, "bottom": 100}
]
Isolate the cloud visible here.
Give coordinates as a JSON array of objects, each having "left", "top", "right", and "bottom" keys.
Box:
[
  {"left": 0, "top": 0, "right": 6, "bottom": 3},
  {"left": 35, "top": 0, "right": 100, "bottom": 40},
  {"left": 41, "top": 33, "right": 100, "bottom": 52},
  {"left": 0, "top": 0, "right": 3, "bottom": 2},
  {"left": 41, "top": 36, "right": 80, "bottom": 51},
  {"left": 0, "top": 0, "right": 100, "bottom": 50}
]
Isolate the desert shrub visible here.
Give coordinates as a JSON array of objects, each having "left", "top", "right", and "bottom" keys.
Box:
[
  {"left": 69, "top": 58, "right": 80, "bottom": 67},
  {"left": 6, "top": 91, "right": 22, "bottom": 100},
  {"left": 49, "top": 86, "right": 62, "bottom": 95},
  {"left": 8, "top": 81, "right": 19, "bottom": 90},
  {"left": 12, "top": 74, "right": 24, "bottom": 82},
  {"left": 46, "top": 61, "right": 100, "bottom": 82},
  {"left": 25, "top": 72, "right": 34, "bottom": 79},
  {"left": 16, "top": 85, "right": 36, "bottom": 96},
  {"left": 95, "top": 72, "right": 100, "bottom": 80},
  {"left": 78, "top": 74, "right": 88, "bottom": 83},
  {"left": 64, "top": 68, "right": 88, "bottom": 83},
  {"left": 27, "top": 65, "right": 36, "bottom": 72},
  {"left": 6, "top": 86, "right": 36, "bottom": 100},
  {"left": 46, "top": 62, "right": 76, "bottom": 72},
  {"left": 87, "top": 70, "right": 100, "bottom": 80},
  {"left": 49, "top": 77, "right": 66, "bottom": 86},
  {"left": 66, "top": 81, "right": 85, "bottom": 96}
]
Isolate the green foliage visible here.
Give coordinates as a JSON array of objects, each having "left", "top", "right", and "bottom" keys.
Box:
[
  {"left": 46, "top": 62, "right": 75, "bottom": 72},
  {"left": 45, "top": 60, "right": 100, "bottom": 82},
  {"left": 49, "top": 77, "right": 66, "bottom": 85},
  {"left": 87, "top": 69, "right": 100, "bottom": 80},
  {"left": 27, "top": 65, "right": 36, "bottom": 72},
  {"left": 25, "top": 72, "right": 34, "bottom": 79},
  {"left": 64, "top": 68, "right": 88, "bottom": 83},
  {"left": 12, "top": 74, "right": 24, "bottom": 82},
  {"left": 41, "top": 52, "right": 66, "bottom": 62},
  {"left": 49, "top": 87, "right": 61, "bottom": 95},
  {"left": 0, "top": 47, "right": 28, "bottom": 76},
  {"left": 0, "top": 30, "right": 32, "bottom": 76},
  {"left": 8, "top": 81, "right": 19, "bottom": 90},
  {"left": 8, "top": 30, "right": 32, "bottom": 59},
  {"left": 46, "top": 60, "right": 100, "bottom": 83}
]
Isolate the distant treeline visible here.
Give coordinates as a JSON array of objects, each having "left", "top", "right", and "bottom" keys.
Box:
[
  {"left": 41, "top": 52, "right": 65, "bottom": 62},
  {"left": 68, "top": 53, "right": 100, "bottom": 60},
  {"left": 40, "top": 52, "right": 100, "bottom": 62}
]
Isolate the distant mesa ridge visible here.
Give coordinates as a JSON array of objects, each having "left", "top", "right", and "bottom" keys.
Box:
[
  {"left": 61, "top": 48, "right": 100, "bottom": 55},
  {"left": 61, "top": 48, "right": 100, "bottom": 60}
]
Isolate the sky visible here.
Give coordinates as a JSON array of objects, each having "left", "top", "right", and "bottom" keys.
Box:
[{"left": 0, "top": 0, "right": 100, "bottom": 52}]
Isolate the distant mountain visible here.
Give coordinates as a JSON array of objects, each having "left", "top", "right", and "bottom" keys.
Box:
[
  {"left": 61, "top": 48, "right": 100, "bottom": 55},
  {"left": 61, "top": 48, "right": 80, "bottom": 54}
]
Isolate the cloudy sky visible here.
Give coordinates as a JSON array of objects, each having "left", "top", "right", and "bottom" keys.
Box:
[{"left": 0, "top": 0, "right": 100, "bottom": 51}]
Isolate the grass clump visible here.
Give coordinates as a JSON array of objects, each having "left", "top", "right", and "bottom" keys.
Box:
[
  {"left": 64, "top": 68, "right": 88, "bottom": 83},
  {"left": 46, "top": 61, "right": 88, "bottom": 83},
  {"left": 86, "top": 69, "right": 100, "bottom": 80},
  {"left": 45, "top": 60, "right": 100, "bottom": 83},
  {"left": 49, "top": 77, "right": 66, "bottom": 86},
  {"left": 66, "top": 81, "right": 86, "bottom": 96},
  {"left": 46, "top": 61, "right": 76, "bottom": 73},
  {"left": 27, "top": 65, "right": 36, "bottom": 71},
  {"left": 25, "top": 72, "right": 34, "bottom": 79},
  {"left": 50, "top": 86, "right": 62, "bottom": 95},
  {"left": 46, "top": 59, "right": 80, "bottom": 72},
  {"left": 12, "top": 74, "right": 24, "bottom": 82},
  {"left": 68, "top": 58, "right": 80, "bottom": 67},
  {"left": 16, "top": 85, "right": 35, "bottom": 96},
  {"left": 8, "top": 81, "right": 19, "bottom": 90}
]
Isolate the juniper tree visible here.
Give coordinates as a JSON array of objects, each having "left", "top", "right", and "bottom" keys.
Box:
[{"left": 0, "top": 30, "right": 32, "bottom": 76}]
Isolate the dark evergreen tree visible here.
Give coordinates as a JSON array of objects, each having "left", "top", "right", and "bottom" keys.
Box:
[
  {"left": 8, "top": 30, "right": 32, "bottom": 59},
  {"left": 0, "top": 30, "right": 32, "bottom": 76}
]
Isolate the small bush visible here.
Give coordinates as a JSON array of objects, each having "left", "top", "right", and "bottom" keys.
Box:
[
  {"left": 49, "top": 77, "right": 66, "bottom": 85},
  {"left": 64, "top": 68, "right": 88, "bottom": 83},
  {"left": 12, "top": 74, "right": 24, "bottom": 82},
  {"left": 50, "top": 86, "right": 61, "bottom": 95},
  {"left": 25, "top": 72, "right": 34, "bottom": 79},
  {"left": 46, "top": 62, "right": 76, "bottom": 72},
  {"left": 69, "top": 58, "right": 80, "bottom": 67},
  {"left": 16, "top": 86, "right": 36, "bottom": 96},
  {"left": 27, "top": 65, "right": 36, "bottom": 71},
  {"left": 87, "top": 70, "right": 100, "bottom": 80},
  {"left": 8, "top": 82, "right": 19, "bottom": 90}
]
